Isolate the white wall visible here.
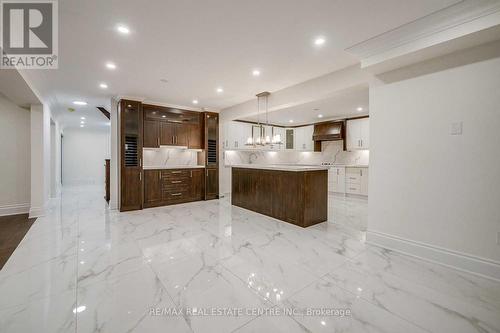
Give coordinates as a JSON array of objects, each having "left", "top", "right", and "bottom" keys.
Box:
[
  {"left": 0, "top": 94, "right": 30, "bottom": 216},
  {"left": 63, "top": 127, "right": 110, "bottom": 186},
  {"left": 369, "top": 56, "right": 500, "bottom": 278},
  {"left": 110, "top": 98, "right": 119, "bottom": 210}
]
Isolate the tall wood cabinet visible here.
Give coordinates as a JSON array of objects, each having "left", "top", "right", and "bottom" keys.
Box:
[
  {"left": 203, "top": 112, "right": 219, "bottom": 200},
  {"left": 120, "top": 100, "right": 143, "bottom": 211}
]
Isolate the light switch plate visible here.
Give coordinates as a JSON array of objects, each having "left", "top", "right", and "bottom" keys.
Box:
[{"left": 450, "top": 121, "right": 463, "bottom": 135}]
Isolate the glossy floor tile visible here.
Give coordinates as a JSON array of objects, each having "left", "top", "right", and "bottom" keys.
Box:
[{"left": 1, "top": 186, "right": 499, "bottom": 333}]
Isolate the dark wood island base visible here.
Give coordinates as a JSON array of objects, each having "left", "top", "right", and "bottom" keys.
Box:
[{"left": 231, "top": 166, "right": 328, "bottom": 228}]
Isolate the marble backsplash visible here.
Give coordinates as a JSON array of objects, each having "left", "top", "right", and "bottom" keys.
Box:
[
  {"left": 143, "top": 147, "right": 199, "bottom": 167},
  {"left": 224, "top": 141, "right": 369, "bottom": 166}
]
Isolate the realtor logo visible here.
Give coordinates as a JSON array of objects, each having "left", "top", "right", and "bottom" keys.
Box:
[{"left": 1, "top": 0, "right": 58, "bottom": 69}]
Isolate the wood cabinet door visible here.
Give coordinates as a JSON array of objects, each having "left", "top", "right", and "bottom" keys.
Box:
[
  {"left": 175, "top": 123, "right": 189, "bottom": 146},
  {"left": 205, "top": 167, "right": 218, "bottom": 200},
  {"left": 144, "top": 170, "right": 162, "bottom": 206},
  {"left": 120, "top": 100, "right": 143, "bottom": 212},
  {"left": 143, "top": 120, "right": 159, "bottom": 148},
  {"left": 188, "top": 123, "right": 202, "bottom": 149},
  {"left": 160, "top": 122, "right": 176, "bottom": 145},
  {"left": 190, "top": 169, "right": 205, "bottom": 200}
]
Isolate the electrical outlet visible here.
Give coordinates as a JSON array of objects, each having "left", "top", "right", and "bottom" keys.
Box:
[{"left": 450, "top": 121, "right": 463, "bottom": 135}]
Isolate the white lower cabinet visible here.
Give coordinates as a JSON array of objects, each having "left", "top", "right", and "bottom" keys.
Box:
[
  {"left": 345, "top": 167, "right": 368, "bottom": 196},
  {"left": 328, "top": 167, "right": 345, "bottom": 193}
]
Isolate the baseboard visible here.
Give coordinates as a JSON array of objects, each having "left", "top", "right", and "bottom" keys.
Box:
[
  {"left": 0, "top": 203, "right": 30, "bottom": 217},
  {"left": 29, "top": 201, "right": 48, "bottom": 218},
  {"left": 366, "top": 230, "right": 500, "bottom": 282}
]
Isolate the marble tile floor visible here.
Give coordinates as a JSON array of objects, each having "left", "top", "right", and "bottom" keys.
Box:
[{"left": 0, "top": 186, "right": 499, "bottom": 333}]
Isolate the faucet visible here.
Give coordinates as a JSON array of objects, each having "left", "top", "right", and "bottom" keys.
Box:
[{"left": 248, "top": 152, "right": 258, "bottom": 164}]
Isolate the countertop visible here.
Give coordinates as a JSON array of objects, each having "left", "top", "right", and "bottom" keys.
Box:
[
  {"left": 231, "top": 164, "right": 328, "bottom": 172},
  {"left": 327, "top": 164, "right": 369, "bottom": 168},
  {"left": 143, "top": 165, "right": 205, "bottom": 170}
]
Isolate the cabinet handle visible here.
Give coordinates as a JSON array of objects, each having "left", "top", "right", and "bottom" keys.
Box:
[
  {"left": 171, "top": 180, "right": 182, "bottom": 184},
  {"left": 139, "top": 172, "right": 142, "bottom": 181},
  {"left": 171, "top": 193, "right": 182, "bottom": 196},
  {"left": 337, "top": 169, "right": 339, "bottom": 175},
  {"left": 171, "top": 171, "right": 182, "bottom": 174},
  {"left": 360, "top": 169, "right": 363, "bottom": 176},
  {"left": 139, "top": 158, "right": 142, "bottom": 167},
  {"left": 361, "top": 139, "right": 363, "bottom": 147},
  {"left": 350, "top": 187, "right": 356, "bottom": 190},
  {"left": 190, "top": 171, "right": 192, "bottom": 178},
  {"left": 157, "top": 137, "right": 160, "bottom": 146}
]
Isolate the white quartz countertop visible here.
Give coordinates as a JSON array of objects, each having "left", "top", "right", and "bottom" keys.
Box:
[
  {"left": 143, "top": 165, "right": 205, "bottom": 170},
  {"left": 329, "top": 164, "right": 369, "bottom": 168},
  {"left": 231, "top": 164, "right": 328, "bottom": 172}
]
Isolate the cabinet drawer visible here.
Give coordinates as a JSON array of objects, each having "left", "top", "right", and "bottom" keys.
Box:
[
  {"left": 163, "top": 189, "right": 190, "bottom": 201},
  {"left": 346, "top": 174, "right": 361, "bottom": 184},
  {"left": 346, "top": 183, "right": 361, "bottom": 194},
  {"left": 161, "top": 169, "right": 191, "bottom": 179},
  {"left": 162, "top": 177, "right": 190, "bottom": 186}
]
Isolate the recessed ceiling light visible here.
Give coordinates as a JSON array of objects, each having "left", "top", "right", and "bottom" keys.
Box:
[
  {"left": 99, "top": 83, "right": 108, "bottom": 89},
  {"left": 252, "top": 69, "right": 260, "bottom": 76},
  {"left": 73, "top": 101, "right": 87, "bottom": 106},
  {"left": 357, "top": 107, "right": 363, "bottom": 111},
  {"left": 318, "top": 114, "right": 323, "bottom": 118},
  {"left": 116, "top": 25, "right": 130, "bottom": 34},
  {"left": 80, "top": 117, "right": 85, "bottom": 120},
  {"left": 314, "top": 36, "right": 326, "bottom": 46},
  {"left": 162, "top": 115, "right": 166, "bottom": 118},
  {"left": 105, "top": 62, "right": 116, "bottom": 70},
  {"left": 216, "top": 87, "right": 224, "bottom": 93},
  {"left": 289, "top": 119, "right": 294, "bottom": 123},
  {"left": 80, "top": 121, "right": 85, "bottom": 124},
  {"left": 192, "top": 99, "right": 199, "bottom": 105},
  {"left": 80, "top": 125, "right": 84, "bottom": 128},
  {"left": 72, "top": 306, "right": 86, "bottom": 314}
]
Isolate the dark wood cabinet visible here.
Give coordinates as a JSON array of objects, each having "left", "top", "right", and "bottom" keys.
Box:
[
  {"left": 143, "top": 120, "right": 159, "bottom": 148},
  {"left": 203, "top": 112, "right": 219, "bottom": 200},
  {"left": 176, "top": 123, "right": 189, "bottom": 146},
  {"left": 120, "top": 100, "right": 143, "bottom": 212},
  {"left": 160, "top": 122, "right": 176, "bottom": 145},
  {"left": 188, "top": 123, "right": 202, "bottom": 149},
  {"left": 144, "top": 170, "right": 162, "bottom": 207},
  {"left": 143, "top": 168, "right": 205, "bottom": 207},
  {"left": 191, "top": 169, "right": 204, "bottom": 200},
  {"left": 232, "top": 167, "right": 327, "bottom": 227},
  {"left": 205, "top": 168, "right": 218, "bottom": 200}
]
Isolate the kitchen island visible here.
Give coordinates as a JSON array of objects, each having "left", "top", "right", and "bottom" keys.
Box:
[{"left": 231, "top": 164, "right": 328, "bottom": 227}]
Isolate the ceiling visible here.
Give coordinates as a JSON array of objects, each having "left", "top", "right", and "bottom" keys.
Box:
[
  {"left": 240, "top": 85, "right": 369, "bottom": 126},
  {"left": 19, "top": 0, "right": 461, "bottom": 129}
]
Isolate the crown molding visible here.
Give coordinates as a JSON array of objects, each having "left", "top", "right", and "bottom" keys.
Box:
[{"left": 346, "top": 0, "right": 500, "bottom": 70}]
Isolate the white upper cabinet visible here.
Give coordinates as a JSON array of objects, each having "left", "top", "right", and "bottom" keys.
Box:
[
  {"left": 294, "top": 125, "right": 314, "bottom": 151},
  {"left": 346, "top": 118, "right": 369, "bottom": 150}
]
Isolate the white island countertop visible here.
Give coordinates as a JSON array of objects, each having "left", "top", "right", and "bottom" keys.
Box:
[
  {"left": 143, "top": 165, "right": 205, "bottom": 170},
  {"left": 231, "top": 164, "right": 328, "bottom": 172}
]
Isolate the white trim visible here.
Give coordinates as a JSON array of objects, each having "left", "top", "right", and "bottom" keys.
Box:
[
  {"left": 346, "top": 0, "right": 500, "bottom": 69},
  {"left": 29, "top": 201, "right": 48, "bottom": 218},
  {"left": 0, "top": 203, "right": 30, "bottom": 217},
  {"left": 367, "top": 230, "right": 500, "bottom": 282}
]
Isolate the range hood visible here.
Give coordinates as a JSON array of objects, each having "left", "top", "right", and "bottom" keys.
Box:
[{"left": 313, "top": 121, "right": 344, "bottom": 141}]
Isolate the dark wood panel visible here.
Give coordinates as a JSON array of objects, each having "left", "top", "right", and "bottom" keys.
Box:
[
  {"left": 160, "top": 122, "right": 176, "bottom": 145},
  {"left": 176, "top": 123, "right": 189, "bottom": 146},
  {"left": 191, "top": 169, "right": 204, "bottom": 201},
  {"left": 231, "top": 167, "right": 327, "bottom": 228},
  {"left": 105, "top": 159, "right": 110, "bottom": 202},
  {"left": 188, "top": 123, "right": 202, "bottom": 149},
  {"left": 143, "top": 120, "right": 159, "bottom": 148},
  {"left": 120, "top": 99, "right": 143, "bottom": 212},
  {"left": 144, "top": 170, "right": 162, "bottom": 207},
  {"left": 205, "top": 167, "right": 219, "bottom": 200}
]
